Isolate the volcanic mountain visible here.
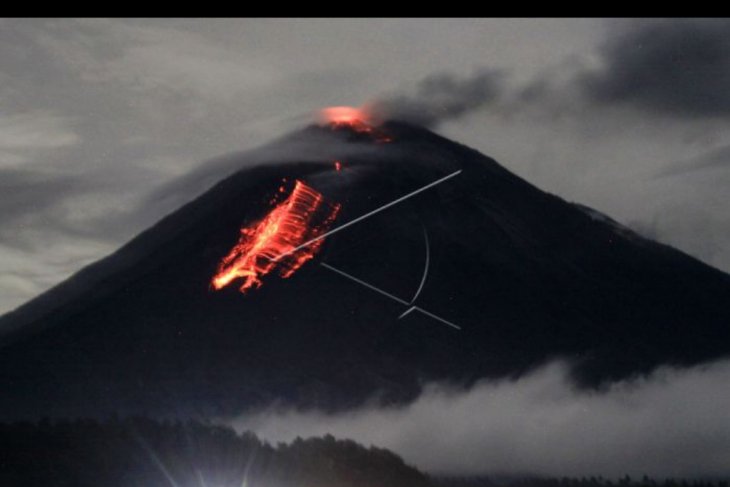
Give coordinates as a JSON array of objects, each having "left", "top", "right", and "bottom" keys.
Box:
[{"left": 1, "top": 121, "right": 729, "bottom": 420}]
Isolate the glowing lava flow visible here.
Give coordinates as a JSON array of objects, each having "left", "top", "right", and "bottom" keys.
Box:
[
  {"left": 320, "top": 106, "right": 392, "bottom": 143},
  {"left": 211, "top": 180, "right": 341, "bottom": 293}
]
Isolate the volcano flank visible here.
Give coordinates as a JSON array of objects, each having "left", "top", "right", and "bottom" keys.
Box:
[{"left": 1, "top": 121, "right": 729, "bottom": 419}]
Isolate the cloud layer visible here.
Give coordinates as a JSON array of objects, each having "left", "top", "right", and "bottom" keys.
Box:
[
  {"left": 581, "top": 19, "right": 730, "bottom": 117},
  {"left": 233, "top": 360, "right": 730, "bottom": 479}
]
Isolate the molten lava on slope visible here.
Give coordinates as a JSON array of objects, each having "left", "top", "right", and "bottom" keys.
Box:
[{"left": 211, "top": 180, "right": 341, "bottom": 293}]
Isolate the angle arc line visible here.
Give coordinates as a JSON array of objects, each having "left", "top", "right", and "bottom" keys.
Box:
[{"left": 410, "top": 224, "right": 430, "bottom": 304}]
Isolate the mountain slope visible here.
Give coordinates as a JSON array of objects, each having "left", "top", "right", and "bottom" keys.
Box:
[{"left": 1, "top": 121, "right": 729, "bottom": 419}]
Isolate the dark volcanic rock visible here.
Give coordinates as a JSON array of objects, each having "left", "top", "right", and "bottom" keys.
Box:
[{"left": 1, "top": 121, "right": 729, "bottom": 419}]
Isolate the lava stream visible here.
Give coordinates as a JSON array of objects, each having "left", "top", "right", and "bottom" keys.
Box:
[{"left": 211, "top": 180, "right": 340, "bottom": 293}]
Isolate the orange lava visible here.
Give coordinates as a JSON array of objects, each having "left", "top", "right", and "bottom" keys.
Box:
[
  {"left": 319, "top": 106, "right": 392, "bottom": 143},
  {"left": 211, "top": 180, "right": 341, "bottom": 293}
]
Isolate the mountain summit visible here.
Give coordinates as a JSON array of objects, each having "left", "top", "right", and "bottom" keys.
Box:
[{"left": 1, "top": 121, "right": 729, "bottom": 419}]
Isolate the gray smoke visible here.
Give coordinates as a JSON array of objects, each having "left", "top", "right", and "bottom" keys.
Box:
[
  {"left": 368, "top": 69, "right": 504, "bottom": 127},
  {"left": 581, "top": 19, "right": 730, "bottom": 117}
]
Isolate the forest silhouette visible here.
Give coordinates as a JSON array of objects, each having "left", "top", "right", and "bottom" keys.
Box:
[{"left": 1, "top": 418, "right": 728, "bottom": 487}]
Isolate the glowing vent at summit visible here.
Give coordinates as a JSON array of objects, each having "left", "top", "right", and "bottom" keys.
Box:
[{"left": 319, "top": 106, "right": 392, "bottom": 142}]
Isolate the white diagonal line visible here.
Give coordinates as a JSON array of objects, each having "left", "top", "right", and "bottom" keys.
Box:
[
  {"left": 413, "top": 306, "right": 461, "bottom": 330},
  {"left": 272, "top": 169, "right": 462, "bottom": 262},
  {"left": 320, "top": 262, "right": 461, "bottom": 331},
  {"left": 320, "top": 262, "right": 409, "bottom": 305}
]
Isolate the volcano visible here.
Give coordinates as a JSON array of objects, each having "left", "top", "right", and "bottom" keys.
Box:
[{"left": 1, "top": 121, "right": 729, "bottom": 420}]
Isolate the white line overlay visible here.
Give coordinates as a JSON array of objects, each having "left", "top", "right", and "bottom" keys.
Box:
[
  {"left": 273, "top": 169, "right": 462, "bottom": 262},
  {"left": 320, "top": 262, "right": 461, "bottom": 331}
]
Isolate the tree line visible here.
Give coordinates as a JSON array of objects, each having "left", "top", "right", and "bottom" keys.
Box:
[
  {"left": 1, "top": 417, "right": 727, "bottom": 487},
  {"left": 0, "top": 416, "right": 431, "bottom": 487}
]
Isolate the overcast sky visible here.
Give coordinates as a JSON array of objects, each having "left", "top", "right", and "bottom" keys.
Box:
[{"left": 2, "top": 18, "right": 730, "bottom": 315}]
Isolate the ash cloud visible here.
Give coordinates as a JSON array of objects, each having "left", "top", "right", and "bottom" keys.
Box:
[
  {"left": 581, "top": 19, "right": 730, "bottom": 117},
  {"left": 232, "top": 360, "right": 730, "bottom": 479},
  {"left": 368, "top": 69, "right": 504, "bottom": 127},
  {"left": 658, "top": 143, "right": 730, "bottom": 178}
]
